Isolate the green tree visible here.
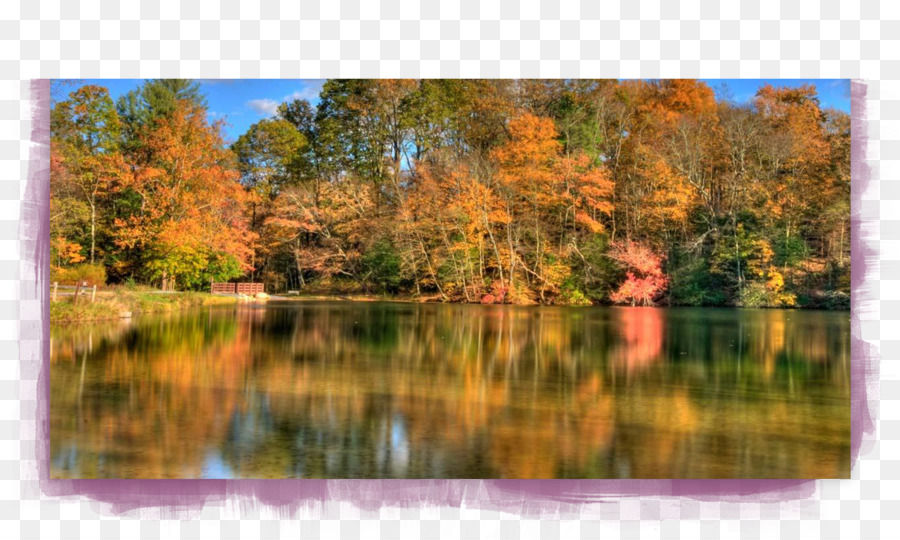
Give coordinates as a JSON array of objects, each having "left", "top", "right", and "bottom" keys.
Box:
[
  {"left": 361, "top": 238, "right": 403, "bottom": 294},
  {"left": 51, "top": 85, "right": 123, "bottom": 265},
  {"left": 232, "top": 118, "right": 308, "bottom": 199},
  {"left": 232, "top": 118, "right": 310, "bottom": 284},
  {"left": 117, "top": 79, "right": 208, "bottom": 155}
]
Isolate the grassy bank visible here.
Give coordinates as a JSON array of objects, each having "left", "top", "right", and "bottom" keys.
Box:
[{"left": 50, "top": 288, "right": 238, "bottom": 323}]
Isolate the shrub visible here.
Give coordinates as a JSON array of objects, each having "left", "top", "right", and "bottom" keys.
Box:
[
  {"left": 737, "top": 283, "right": 772, "bottom": 308},
  {"left": 51, "top": 264, "right": 107, "bottom": 286},
  {"left": 505, "top": 283, "right": 537, "bottom": 305},
  {"left": 559, "top": 287, "right": 591, "bottom": 306},
  {"left": 667, "top": 256, "right": 728, "bottom": 306},
  {"left": 822, "top": 290, "right": 850, "bottom": 310},
  {"left": 556, "top": 275, "right": 592, "bottom": 306},
  {"left": 607, "top": 241, "right": 668, "bottom": 306},
  {"left": 566, "top": 234, "right": 618, "bottom": 302},
  {"left": 362, "top": 238, "right": 402, "bottom": 294},
  {"left": 481, "top": 281, "right": 509, "bottom": 304},
  {"left": 736, "top": 281, "right": 797, "bottom": 308}
]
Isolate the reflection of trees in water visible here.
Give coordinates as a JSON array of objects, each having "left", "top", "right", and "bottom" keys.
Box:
[
  {"left": 50, "top": 304, "right": 850, "bottom": 479},
  {"left": 605, "top": 387, "right": 849, "bottom": 479},
  {"left": 609, "top": 307, "right": 664, "bottom": 374},
  {"left": 50, "top": 308, "right": 251, "bottom": 479}
]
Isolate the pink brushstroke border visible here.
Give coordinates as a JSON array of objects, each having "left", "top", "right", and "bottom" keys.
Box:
[{"left": 23, "top": 79, "right": 874, "bottom": 518}]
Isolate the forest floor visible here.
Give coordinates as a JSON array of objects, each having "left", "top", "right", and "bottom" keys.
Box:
[{"left": 50, "top": 288, "right": 238, "bottom": 323}]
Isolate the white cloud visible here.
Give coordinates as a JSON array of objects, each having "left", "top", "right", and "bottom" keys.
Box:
[
  {"left": 247, "top": 98, "right": 280, "bottom": 116},
  {"left": 285, "top": 80, "right": 326, "bottom": 102},
  {"left": 246, "top": 80, "right": 326, "bottom": 117}
]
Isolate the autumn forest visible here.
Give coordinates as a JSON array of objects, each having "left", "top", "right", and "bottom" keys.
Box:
[{"left": 50, "top": 79, "right": 851, "bottom": 308}]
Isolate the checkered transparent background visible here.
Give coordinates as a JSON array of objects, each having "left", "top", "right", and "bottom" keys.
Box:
[{"left": 2, "top": 0, "right": 896, "bottom": 538}]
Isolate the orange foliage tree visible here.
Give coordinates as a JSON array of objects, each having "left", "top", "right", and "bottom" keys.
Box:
[
  {"left": 754, "top": 84, "right": 831, "bottom": 240},
  {"left": 113, "top": 102, "right": 255, "bottom": 290},
  {"left": 492, "top": 113, "right": 613, "bottom": 303},
  {"left": 48, "top": 79, "right": 850, "bottom": 305}
]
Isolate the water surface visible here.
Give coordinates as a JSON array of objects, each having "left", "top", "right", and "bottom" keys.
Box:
[{"left": 50, "top": 302, "right": 850, "bottom": 479}]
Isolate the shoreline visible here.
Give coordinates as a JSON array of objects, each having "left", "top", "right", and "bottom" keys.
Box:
[
  {"left": 270, "top": 294, "right": 850, "bottom": 311},
  {"left": 50, "top": 289, "right": 850, "bottom": 324},
  {"left": 50, "top": 290, "right": 239, "bottom": 324}
]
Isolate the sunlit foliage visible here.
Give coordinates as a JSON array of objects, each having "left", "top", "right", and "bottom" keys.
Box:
[{"left": 50, "top": 79, "right": 850, "bottom": 306}]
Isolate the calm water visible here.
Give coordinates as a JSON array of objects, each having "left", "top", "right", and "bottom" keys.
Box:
[{"left": 50, "top": 302, "right": 850, "bottom": 479}]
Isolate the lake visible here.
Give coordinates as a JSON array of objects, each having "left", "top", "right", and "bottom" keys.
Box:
[{"left": 50, "top": 302, "right": 850, "bottom": 479}]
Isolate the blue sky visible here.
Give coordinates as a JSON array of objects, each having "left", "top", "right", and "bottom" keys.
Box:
[
  {"left": 701, "top": 79, "right": 851, "bottom": 113},
  {"left": 56, "top": 79, "right": 850, "bottom": 143},
  {"left": 65, "top": 79, "right": 326, "bottom": 143}
]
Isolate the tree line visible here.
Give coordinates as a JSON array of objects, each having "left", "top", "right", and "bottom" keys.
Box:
[{"left": 50, "top": 79, "right": 850, "bottom": 308}]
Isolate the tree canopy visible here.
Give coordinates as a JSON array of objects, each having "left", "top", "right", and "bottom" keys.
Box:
[{"left": 50, "top": 79, "right": 850, "bottom": 308}]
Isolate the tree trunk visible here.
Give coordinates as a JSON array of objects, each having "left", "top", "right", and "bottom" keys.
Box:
[
  {"left": 484, "top": 217, "right": 505, "bottom": 288},
  {"left": 294, "top": 238, "right": 306, "bottom": 287},
  {"left": 90, "top": 201, "right": 96, "bottom": 265},
  {"left": 733, "top": 224, "right": 743, "bottom": 298},
  {"left": 839, "top": 222, "right": 845, "bottom": 267}
]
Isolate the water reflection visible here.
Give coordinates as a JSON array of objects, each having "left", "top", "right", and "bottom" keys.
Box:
[{"left": 50, "top": 303, "right": 850, "bottom": 479}]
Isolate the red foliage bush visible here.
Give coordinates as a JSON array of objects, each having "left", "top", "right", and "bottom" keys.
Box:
[
  {"left": 480, "top": 281, "right": 509, "bottom": 304},
  {"left": 608, "top": 241, "right": 668, "bottom": 306}
]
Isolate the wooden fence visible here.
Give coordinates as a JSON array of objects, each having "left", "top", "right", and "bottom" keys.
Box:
[
  {"left": 211, "top": 282, "right": 237, "bottom": 294},
  {"left": 211, "top": 282, "right": 265, "bottom": 295},
  {"left": 51, "top": 282, "right": 98, "bottom": 303},
  {"left": 236, "top": 282, "right": 264, "bottom": 295}
]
